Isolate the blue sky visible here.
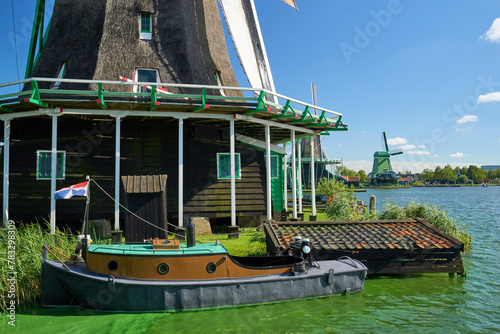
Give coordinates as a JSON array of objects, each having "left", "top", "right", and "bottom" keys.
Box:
[{"left": 1, "top": 0, "right": 500, "bottom": 173}]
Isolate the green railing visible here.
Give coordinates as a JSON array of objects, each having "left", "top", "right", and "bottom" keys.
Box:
[{"left": 0, "top": 77, "right": 347, "bottom": 130}]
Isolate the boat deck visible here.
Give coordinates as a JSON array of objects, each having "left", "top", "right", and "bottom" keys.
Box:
[{"left": 88, "top": 242, "right": 228, "bottom": 256}]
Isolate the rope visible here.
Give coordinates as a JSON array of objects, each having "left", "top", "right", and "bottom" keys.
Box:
[
  {"left": 90, "top": 178, "right": 265, "bottom": 239},
  {"left": 44, "top": 245, "right": 71, "bottom": 271}
]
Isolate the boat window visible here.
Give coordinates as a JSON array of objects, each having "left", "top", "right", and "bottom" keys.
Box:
[
  {"left": 157, "top": 263, "right": 169, "bottom": 275},
  {"left": 36, "top": 150, "right": 66, "bottom": 180},
  {"left": 108, "top": 260, "right": 118, "bottom": 272},
  {"left": 217, "top": 153, "right": 241, "bottom": 179},
  {"left": 206, "top": 262, "right": 217, "bottom": 274}
]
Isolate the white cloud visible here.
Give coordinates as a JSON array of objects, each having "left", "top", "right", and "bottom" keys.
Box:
[
  {"left": 478, "top": 92, "right": 500, "bottom": 103},
  {"left": 360, "top": 130, "right": 368, "bottom": 133},
  {"left": 450, "top": 152, "right": 465, "bottom": 158},
  {"left": 497, "top": 139, "right": 500, "bottom": 142},
  {"left": 480, "top": 18, "right": 500, "bottom": 43},
  {"left": 400, "top": 144, "right": 416, "bottom": 150},
  {"left": 387, "top": 137, "right": 407, "bottom": 146},
  {"left": 456, "top": 115, "right": 478, "bottom": 124},
  {"left": 456, "top": 127, "right": 472, "bottom": 132},
  {"left": 407, "top": 150, "right": 430, "bottom": 155}
]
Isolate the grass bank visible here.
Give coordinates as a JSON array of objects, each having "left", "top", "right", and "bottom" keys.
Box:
[{"left": 0, "top": 221, "right": 74, "bottom": 311}]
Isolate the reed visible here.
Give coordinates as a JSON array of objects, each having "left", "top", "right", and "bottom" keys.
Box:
[{"left": 0, "top": 220, "right": 75, "bottom": 311}]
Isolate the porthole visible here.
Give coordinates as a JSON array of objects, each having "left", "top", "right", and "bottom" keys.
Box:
[
  {"left": 206, "top": 262, "right": 217, "bottom": 274},
  {"left": 157, "top": 263, "right": 170, "bottom": 275},
  {"left": 108, "top": 260, "right": 118, "bottom": 272}
]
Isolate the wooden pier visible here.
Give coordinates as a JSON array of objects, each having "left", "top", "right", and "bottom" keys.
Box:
[{"left": 264, "top": 218, "right": 465, "bottom": 276}]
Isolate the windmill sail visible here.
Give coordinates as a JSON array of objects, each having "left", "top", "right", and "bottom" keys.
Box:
[
  {"left": 281, "top": 0, "right": 298, "bottom": 10},
  {"left": 219, "top": 0, "right": 278, "bottom": 102}
]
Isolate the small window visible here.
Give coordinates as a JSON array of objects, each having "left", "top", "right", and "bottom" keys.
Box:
[
  {"left": 36, "top": 150, "right": 66, "bottom": 180},
  {"left": 134, "top": 68, "right": 160, "bottom": 93},
  {"left": 51, "top": 62, "right": 68, "bottom": 89},
  {"left": 140, "top": 13, "right": 152, "bottom": 40},
  {"left": 265, "top": 155, "right": 280, "bottom": 179},
  {"left": 217, "top": 153, "right": 241, "bottom": 179}
]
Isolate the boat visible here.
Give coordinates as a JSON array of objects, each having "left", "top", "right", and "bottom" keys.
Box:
[{"left": 41, "top": 223, "right": 367, "bottom": 312}]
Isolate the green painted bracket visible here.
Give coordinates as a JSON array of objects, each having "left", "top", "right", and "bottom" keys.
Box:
[
  {"left": 290, "top": 106, "right": 316, "bottom": 124},
  {"left": 97, "top": 83, "right": 107, "bottom": 109},
  {"left": 23, "top": 80, "right": 47, "bottom": 107},
  {"left": 319, "top": 130, "right": 330, "bottom": 136},
  {"left": 193, "top": 87, "right": 209, "bottom": 112},
  {"left": 271, "top": 100, "right": 299, "bottom": 120},
  {"left": 150, "top": 85, "right": 160, "bottom": 111},
  {"left": 0, "top": 104, "right": 12, "bottom": 112},
  {"left": 247, "top": 91, "right": 271, "bottom": 114},
  {"left": 316, "top": 110, "right": 330, "bottom": 126},
  {"left": 331, "top": 116, "right": 348, "bottom": 131}
]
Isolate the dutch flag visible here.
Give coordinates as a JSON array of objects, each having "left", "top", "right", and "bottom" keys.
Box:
[{"left": 54, "top": 181, "right": 89, "bottom": 200}]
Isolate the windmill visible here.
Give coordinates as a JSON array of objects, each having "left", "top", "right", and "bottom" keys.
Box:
[
  {"left": 367, "top": 132, "right": 403, "bottom": 185},
  {"left": 26, "top": 0, "right": 299, "bottom": 96}
]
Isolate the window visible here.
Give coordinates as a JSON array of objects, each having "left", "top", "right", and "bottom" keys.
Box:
[
  {"left": 134, "top": 68, "right": 160, "bottom": 93},
  {"left": 36, "top": 150, "right": 66, "bottom": 180},
  {"left": 217, "top": 153, "right": 241, "bottom": 179},
  {"left": 140, "top": 13, "right": 152, "bottom": 40},
  {"left": 265, "top": 155, "right": 280, "bottom": 179},
  {"left": 51, "top": 62, "right": 68, "bottom": 89}
]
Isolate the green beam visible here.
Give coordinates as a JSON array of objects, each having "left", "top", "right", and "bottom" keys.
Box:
[
  {"left": 290, "top": 106, "right": 316, "bottom": 124},
  {"left": 25, "top": 0, "right": 46, "bottom": 78},
  {"left": 23, "top": 80, "right": 47, "bottom": 107},
  {"left": 193, "top": 87, "right": 209, "bottom": 112},
  {"left": 0, "top": 104, "right": 12, "bottom": 112},
  {"left": 97, "top": 83, "right": 107, "bottom": 109},
  {"left": 271, "top": 100, "right": 299, "bottom": 120},
  {"left": 247, "top": 91, "right": 271, "bottom": 114},
  {"left": 150, "top": 85, "right": 159, "bottom": 111}
]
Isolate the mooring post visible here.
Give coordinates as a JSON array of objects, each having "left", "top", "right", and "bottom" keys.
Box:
[{"left": 369, "top": 195, "right": 376, "bottom": 214}]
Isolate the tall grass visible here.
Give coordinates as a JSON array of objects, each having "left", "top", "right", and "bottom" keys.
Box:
[
  {"left": 0, "top": 221, "right": 75, "bottom": 311},
  {"left": 379, "top": 201, "right": 471, "bottom": 253}
]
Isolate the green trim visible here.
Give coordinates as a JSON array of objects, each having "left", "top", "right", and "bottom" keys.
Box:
[
  {"left": 36, "top": 150, "right": 65, "bottom": 180},
  {"left": 97, "top": 82, "right": 107, "bottom": 109},
  {"left": 271, "top": 100, "right": 299, "bottom": 120},
  {"left": 25, "top": 80, "right": 47, "bottom": 107},
  {"left": 88, "top": 243, "right": 228, "bottom": 256},
  {"left": 290, "top": 106, "right": 316, "bottom": 124},
  {"left": 0, "top": 104, "right": 12, "bottom": 112},
  {"left": 193, "top": 87, "right": 208, "bottom": 112},
  {"left": 25, "top": 0, "right": 46, "bottom": 78},
  {"left": 150, "top": 84, "right": 158, "bottom": 111},
  {"left": 246, "top": 91, "right": 270, "bottom": 114}
]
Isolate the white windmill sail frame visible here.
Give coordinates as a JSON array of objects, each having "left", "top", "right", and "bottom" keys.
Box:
[{"left": 219, "top": 0, "right": 278, "bottom": 103}]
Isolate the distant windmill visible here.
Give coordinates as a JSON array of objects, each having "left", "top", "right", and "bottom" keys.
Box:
[{"left": 367, "top": 132, "right": 403, "bottom": 185}]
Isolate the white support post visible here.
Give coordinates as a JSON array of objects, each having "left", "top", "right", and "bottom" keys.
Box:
[
  {"left": 178, "top": 118, "right": 184, "bottom": 227},
  {"left": 50, "top": 115, "right": 58, "bottom": 234},
  {"left": 230, "top": 120, "right": 236, "bottom": 227},
  {"left": 291, "top": 131, "right": 297, "bottom": 219},
  {"left": 311, "top": 135, "right": 317, "bottom": 216},
  {"left": 283, "top": 143, "right": 287, "bottom": 212},
  {"left": 297, "top": 137, "right": 302, "bottom": 214},
  {"left": 114, "top": 116, "right": 121, "bottom": 231},
  {"left": 3, "top": 119, "right": 10, "bottom": 226},
  {"left": 265, "top": 125, "right": 272, "bottom": 220}
]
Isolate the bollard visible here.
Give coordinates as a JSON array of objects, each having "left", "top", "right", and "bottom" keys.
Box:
[
  {"left": 369, "top": 195, "right": 376, "bottom": 214},
  {"left": 186, "top": 218, "right": 196, "bottom": 247}
]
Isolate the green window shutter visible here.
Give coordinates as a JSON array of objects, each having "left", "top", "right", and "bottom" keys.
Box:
[
  {"left": 217, "top": 153, "right": 240, "bottom": 179},
  {"left": 37, "top": 150, "right": 66, "bottom": 180},
  {"left": 271, "top": 156, "right": 278, "bottom": 178}
]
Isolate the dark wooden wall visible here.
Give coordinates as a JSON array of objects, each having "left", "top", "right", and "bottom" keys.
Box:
[{"left": 1, "top": 116, "right": 269, "bottom": 227}]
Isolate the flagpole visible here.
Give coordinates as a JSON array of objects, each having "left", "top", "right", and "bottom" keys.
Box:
[{"left": 82, "top": 175, "right": 90, "bottom": 261}]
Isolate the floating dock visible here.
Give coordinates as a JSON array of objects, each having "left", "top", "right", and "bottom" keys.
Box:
[{"left": 264, "top": 218, "right": 465, "bottom": 276}]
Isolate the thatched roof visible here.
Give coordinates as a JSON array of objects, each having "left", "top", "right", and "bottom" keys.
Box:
[{"left": 31, "top": 0, "right": 241, "bottom": 95}]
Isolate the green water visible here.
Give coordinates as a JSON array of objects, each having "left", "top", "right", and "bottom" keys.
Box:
[{"left": 3, "top": 187, "right": 500, "bottom": 333}]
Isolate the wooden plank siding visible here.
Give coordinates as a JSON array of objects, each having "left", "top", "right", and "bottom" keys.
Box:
[{"left": 1, "top": 116, "right": 273, "bottom": 225}]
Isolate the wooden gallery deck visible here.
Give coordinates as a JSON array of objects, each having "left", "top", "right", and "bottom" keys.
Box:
[{"left": 264, "top": 218, "right": 465, "bottom": 276}]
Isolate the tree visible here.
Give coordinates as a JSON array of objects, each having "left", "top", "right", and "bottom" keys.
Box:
[
  {"left": 487, "top": 169, "right": 497, "bottom": 182},
  {"left": 337, "top": 166, "right": 357, "bottom": 177},
  {"left": 457, "top": 175, "right": 469, "bottom": 184},
  {"left": 421, "top": 168, "right": 435, "bottom": 182},
  {"left": 441, "top": 165, "right": 457, "bottom": 183},
  {"left": 358, "top": 170, "right": 367, "bottom": 184}
]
